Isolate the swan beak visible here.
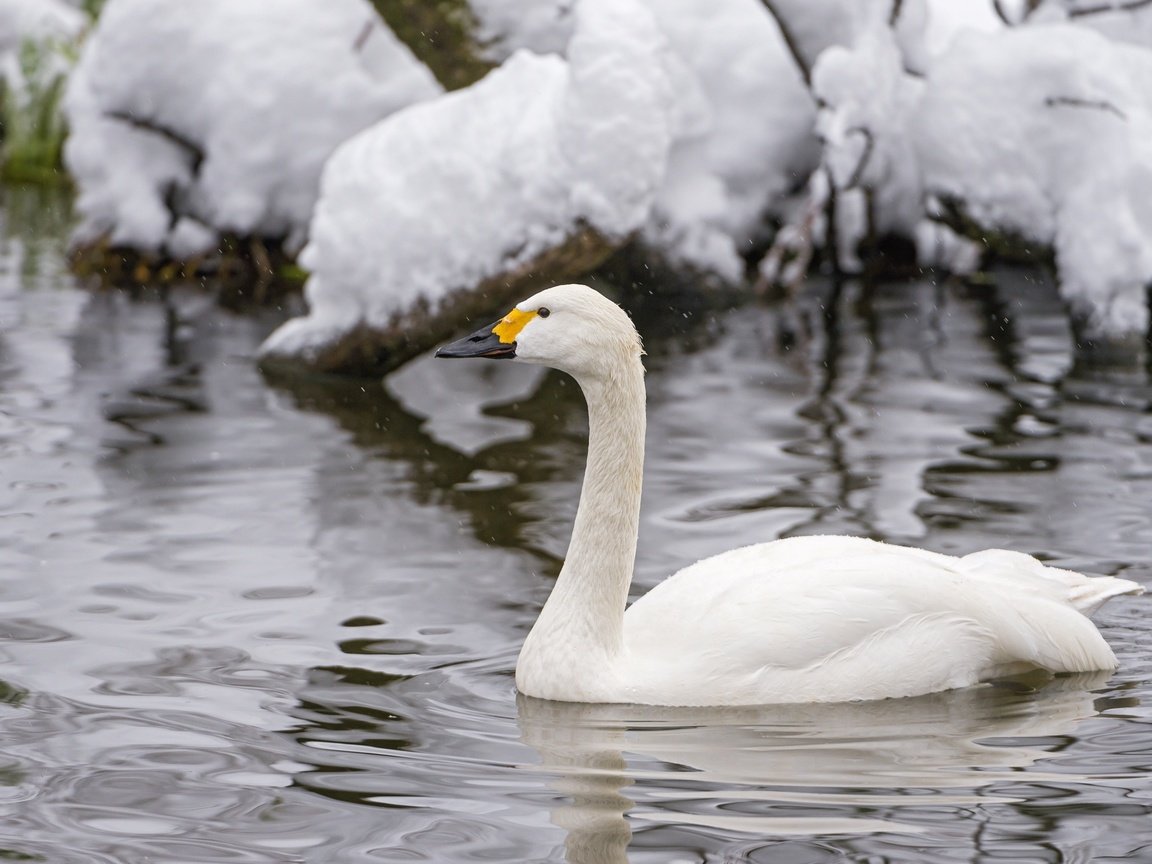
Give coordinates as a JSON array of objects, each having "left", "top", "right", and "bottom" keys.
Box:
[{"left": 435, "top": 323, "right": 516, "bottom": 359}]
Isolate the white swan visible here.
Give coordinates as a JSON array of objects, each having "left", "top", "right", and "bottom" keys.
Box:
[{"left": 436, "top": 284, "right": 1142, "bottom": 706}]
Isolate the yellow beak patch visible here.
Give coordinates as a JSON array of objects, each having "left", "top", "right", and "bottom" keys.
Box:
[{"left": 492, "top": 308, "right": 538, "bottom": 344}]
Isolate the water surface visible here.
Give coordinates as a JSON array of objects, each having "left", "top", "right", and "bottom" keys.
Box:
[{"left": 1, "top": 185, "right": 1150, "bottom": 862}]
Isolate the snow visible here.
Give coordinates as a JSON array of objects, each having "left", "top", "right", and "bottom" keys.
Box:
[
  {"left": 775, "top": 1, "right": 1152, "bottom": 333},
  {"left": 0, "top": 0, "right": 84, "bottom": 94},
  {"left": 639, "top": 0, "right": 817, "bottom": 280},
  {"left": 465, "top": 0, "right": 820, "bottom": 280},
  {"left": 471, "top": 0, "right": 575, "bottom": 60},
  {"left": 922, "top": 0, "right": 1004, "bottom": 56},
  {"left": 1033, "top": 0, "right": 1152, "bottom": 48},
  {"left": 813, "top": 24, "right": 924, "bottom": 241},
  {"left": 63, "top": 0, "right": 440, "bottom": 256},
  {"left": 0, "top": 0, "right": 83, "bottom": 55},
  {"left": 916, "top": 23, "right": 1152, "bottom": 334},
  {"left": 797, "top": 5, "right": 944, "bottom": 274},
  {"left": 261, "top": 0, "right": 680, "bottom": 363}
]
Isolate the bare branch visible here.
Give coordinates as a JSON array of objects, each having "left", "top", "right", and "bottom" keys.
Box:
[
  {"left": 353, "top": 19, "right": 374, "bottom": 52},
  {"left": 889, "top": 0, "right": 905, "bottom": 25},
  {"left": 755, "top": 171, "right": 827, "bottom": 295},
  {"left": 760, "top": 0, "right": 812, "bottom": 87},
  {"left": 106, "top": 110, "right": 205, "bottom": 173},
  {"left": 992, "top": 0, "right": 1014, "bottom": 25},
  {"left": 845, "top": 126, "right": 876, "bottom": 190}
]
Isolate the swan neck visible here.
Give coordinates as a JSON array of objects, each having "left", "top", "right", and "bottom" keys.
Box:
[{"left": 526, "top": 357, "right": 646, "bottom": 677}]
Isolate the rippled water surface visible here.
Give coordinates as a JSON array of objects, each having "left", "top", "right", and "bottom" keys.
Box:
[{"left": 1, "top": 185, "right": 1151, "bottom": 863}]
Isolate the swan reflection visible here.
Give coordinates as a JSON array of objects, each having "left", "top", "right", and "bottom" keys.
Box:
[{"left": 517, "top": 673, "right": 1111, "bottom": 862}]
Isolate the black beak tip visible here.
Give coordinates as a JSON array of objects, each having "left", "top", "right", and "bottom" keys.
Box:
[{"left": 435, "top": 324, "right": 516, "bottom": 360}]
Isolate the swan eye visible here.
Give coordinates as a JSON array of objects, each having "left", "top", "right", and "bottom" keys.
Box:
[{"left": 537, "top": 307, "right": 550, "bottom": 318}]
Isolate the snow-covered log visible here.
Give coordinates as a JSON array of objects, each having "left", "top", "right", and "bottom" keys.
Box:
[
  {"left": 63, "top": 0, "right": 440, "bottom": 258},
  {"left": 260, "top": 0, "right": 682, "bottom": 376},
  {"left": 261, "top": 0, "right": 821, "bottom": 374}
]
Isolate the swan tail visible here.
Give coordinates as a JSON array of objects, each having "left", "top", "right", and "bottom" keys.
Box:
[
  {"left": 960, "top": 549, "right": 1144, "bottom": 615},
  {"left": 1012, "top": 602, "right": 1122, "bottom": 673},
  {"left": 1064, "top": 575, "right": 1144, "bottom": 616}
]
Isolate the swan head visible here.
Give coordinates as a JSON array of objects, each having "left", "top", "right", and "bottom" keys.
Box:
[{"left": 435, "top": 284, "right": 642, "bottom": 379}]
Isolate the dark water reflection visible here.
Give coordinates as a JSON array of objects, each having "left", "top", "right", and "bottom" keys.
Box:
[{"left": 0, "top": 184, "right": 1150, "bottom": 862}]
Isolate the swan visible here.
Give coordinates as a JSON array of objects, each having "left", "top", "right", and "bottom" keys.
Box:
[{"left": 435, "top": 284, "right": 1142, "bottom": 706}]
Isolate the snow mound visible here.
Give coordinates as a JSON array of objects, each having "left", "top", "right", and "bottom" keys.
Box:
[
  {"left": 63, "top": 0, "right": 440, "bottom": 256},
  {"left": 922, "top": 0, "right": 1004, "bottom": 57},
  {"left": 640, "top": 0, "right": 817, "bottom": 280},
  {"left": 916, "top": 23, "right": 1152, "bottom": 334},
  {"left": 471, "top": 0, "right": 575, "bottom": 60},
  {"left": 261, "top": 0, "right": 679, "bottom": 369},
  {"left": 470, "top": 0, "right": 820, "bottom": 281}
]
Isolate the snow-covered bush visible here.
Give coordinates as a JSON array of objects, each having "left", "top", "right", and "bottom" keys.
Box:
[
  {"left": 64, "top": 0, "right": 440, "bottom": 257},
  {"left": 756, "top": 0, "right": 1152, "bottom": 337}
]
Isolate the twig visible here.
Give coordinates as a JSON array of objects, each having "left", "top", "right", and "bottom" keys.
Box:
[
  {"left": 353, "top": 19, "right": 374, "bottom": 52},
  {"left": 845, "top": 126, "right": 876, "bottom": 190},
  {"left": 992, "top": 0, "right": 1014, "bottom": 25},
  {"left": 1044, "top": 95, "right": 1128, "bottom": 120},
  {"left": 250, "top": 236, "right": 273, "bottom": 301},
  {"left": 890, "top": 0, "right": 905, "bottom": 25},
  {"left": 755, "top": 171, "right": 827, "bottom": 295},
  {"left": 760, "top": 0, "right": 812, "bottom": 87},
  {"left": 1069, "top": 0, "right": 1152, "bottom": 16},
  {"left": 106, "top": 110, "right": 205, "bottom": 174}
]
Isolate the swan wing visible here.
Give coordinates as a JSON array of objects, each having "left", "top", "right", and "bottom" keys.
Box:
[{"left": 621, "top": 536, "right": 1140, "bottom": 705}]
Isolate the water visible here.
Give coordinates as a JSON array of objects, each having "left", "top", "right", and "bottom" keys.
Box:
[{"left": 1, "top": 183, "right": 1150, "bottom": 863}]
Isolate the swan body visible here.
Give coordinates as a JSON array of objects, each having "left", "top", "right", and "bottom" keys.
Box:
[{"left": 436, "top": 284, "right": 1142, "bottom": 706}]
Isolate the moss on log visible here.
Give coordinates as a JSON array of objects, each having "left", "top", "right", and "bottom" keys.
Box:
[{"left": 367, "top": 0, "right": 495, "bottom": 91}]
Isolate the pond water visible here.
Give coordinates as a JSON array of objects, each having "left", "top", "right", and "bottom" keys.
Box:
[{"left": 1, "top": 183, "right": 1150, "bottom": 863}]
